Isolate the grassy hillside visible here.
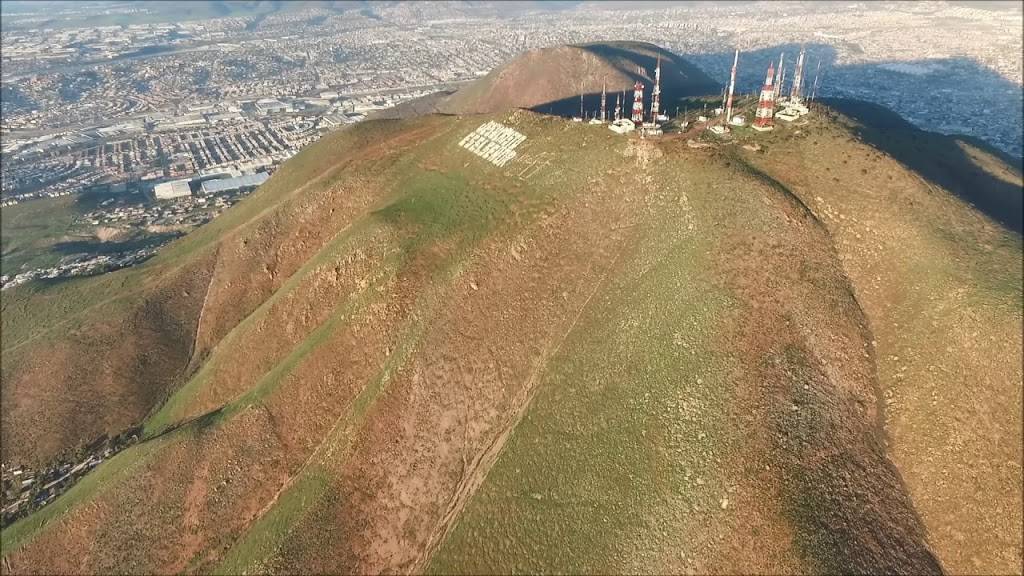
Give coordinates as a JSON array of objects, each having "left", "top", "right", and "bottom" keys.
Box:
[
  {"left": 1, "top": 103, "right": 1020, "bottom": 574},
  {"left": 1, "top": 197, "right": 80, "bottom": 274}
]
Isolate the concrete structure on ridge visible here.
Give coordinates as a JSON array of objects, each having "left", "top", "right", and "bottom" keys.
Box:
[{"left": 609, "top": 118, "right": 635, "bottom": 134}]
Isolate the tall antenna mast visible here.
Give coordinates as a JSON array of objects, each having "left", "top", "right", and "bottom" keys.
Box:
[
  {"left": 600, "top": 82, "right": 607, "bottom": 122},
  {"left": 579, "top": 81, "right": 584, "bottom": 119},
  {"left": 725, "top": 48, "right": 738, "bottom": 124},
  {"left": 790, "top": 45, "right": 806, "bottom": 102},
  {"left": 810, "top": 58, "right": 822, "bottom": 102},
  {"left": 774, "top": 52, "right": 784, "bottom": 101},
  {"left": 651, "top": 53, "right": 662, "bottom": 123}
]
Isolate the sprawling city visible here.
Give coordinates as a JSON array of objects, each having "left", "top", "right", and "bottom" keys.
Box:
[
  {"left": 1, "top": 2, "right": 1022, "bottom": 575},
  {"left": 2, "top": 1, "right": 1020, "bottom": 291}
]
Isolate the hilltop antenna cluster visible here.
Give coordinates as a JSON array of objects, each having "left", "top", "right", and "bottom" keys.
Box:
[
  {"left": 775, "top": 46, "right": 813, "bottom": 121},
  {"left": 583, "top": 45, "right": 822, "bottom": 137}
]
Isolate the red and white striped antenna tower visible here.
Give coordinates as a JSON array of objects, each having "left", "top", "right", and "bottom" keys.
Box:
[
  {"left": 600, "top": 82, "right": 607, "bottom": 121},
  {"left": 725, "top": 48, "right": 739, "bottom": 125},
  {"left": 651, "top": 53, "right": 662, "bottom": 123},
  {"left": 631, "top": 79, "right": 645, "bottom": 124},
  {"left": 790, "top": 45, "right": 806, "bottom": 102},
  {"left": 753, "top": 62, "right": 776, "bottom": 131}
]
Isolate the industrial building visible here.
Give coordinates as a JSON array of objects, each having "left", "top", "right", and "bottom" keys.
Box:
[
  {"left": 255, "top": 98, "right": 289, "bottom": 115},
  {"left": 153, "top": 178, "right": 191, "bottom": 200}
]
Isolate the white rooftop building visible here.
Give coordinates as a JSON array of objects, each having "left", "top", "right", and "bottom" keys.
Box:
[
  {"left": 153, "top": 179, "right": 191, "bottom": 200},
  {"left": 609, "top": 118, "right": 635, "bottom": 134},
  {"left": 776, "top": 110, "right": 801, "bottom": 122},
  {"left": 199, "top": 171, "right": 270, "bottom": 195}
]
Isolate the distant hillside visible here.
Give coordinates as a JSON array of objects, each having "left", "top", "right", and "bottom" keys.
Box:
[
  {"left": 1, "top": 44, "right": 1021, "bottom": 576},
  {"left": 0, "top": 1, "right": 586, "bottom": 30},
  {"left": 380, "top": 41, "right": 719, "bottom": 119}
]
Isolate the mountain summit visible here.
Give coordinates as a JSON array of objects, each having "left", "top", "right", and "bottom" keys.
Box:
[
  {"left": 380, "top": 41, "right": 718, "bottom": 118},
  {"left": 440, "top": 41, "right": 718, "bottom": 114},
  {"left": 2, "top": 43, "right": 1021, "bottom": 576}
]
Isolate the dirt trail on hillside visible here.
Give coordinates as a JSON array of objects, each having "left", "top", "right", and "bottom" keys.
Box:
[
  {"left": 412, "top": 234, "right": 631, "bottom": 573},
  {"left": 251, "top": 129, "right": 654, "bottom": 573},
  {"left": 411, "top": 134, "right": 668, "bottom": 572}
]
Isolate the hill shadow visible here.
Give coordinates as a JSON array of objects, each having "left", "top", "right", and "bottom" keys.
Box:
[
  {"left": 52, "top": 232, "right": 181, "bottom": 258},
  {"left": 822, "top": 98, "right": 1022, "bottom": 234},
  {"left": 685, "top": 43, "right": 1022, "bottom": 235},
  {"left": 684, "top": 43, "right": 1021, "bottom": 157},
  {"left": 529, "top": 43, "right": 721, "bottom": 118}
]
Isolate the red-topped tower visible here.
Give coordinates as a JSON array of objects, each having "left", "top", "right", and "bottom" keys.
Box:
[
  {"left": 631, "top": 80, "right": 645, "bottom": 124},
  {"left": 752, "top": 62, "right": 776, "bottom": 131}
]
